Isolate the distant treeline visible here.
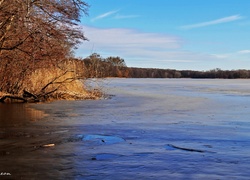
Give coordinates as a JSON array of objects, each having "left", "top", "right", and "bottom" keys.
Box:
[{"left": 80, "top": 53, "right": 250, "bottom": 79}]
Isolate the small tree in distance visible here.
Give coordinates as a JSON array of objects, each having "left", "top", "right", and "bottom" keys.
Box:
[{"left": 105, "top": 56, "right": 127, "bottom": 67}]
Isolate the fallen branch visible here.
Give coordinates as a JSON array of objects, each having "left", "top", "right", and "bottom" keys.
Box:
[
  {"left": 0, "top": 95, "right": 27, "bottom": 103},
  {"left": 166, "top": 144, "right": 215, "bottom": 153},
  {"left": 38, "top": 88, "right": 58, "bottom": 98},
  {"left": 23, "top": 90, "right": 38, "bottom": 99},
  {"left": 41, "top": 70, "right": 74, "bottom": 92}
]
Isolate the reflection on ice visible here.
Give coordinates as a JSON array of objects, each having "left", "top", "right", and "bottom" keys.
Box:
[{"left": 0, "top": 104, "right": 45, "bottom": 127}]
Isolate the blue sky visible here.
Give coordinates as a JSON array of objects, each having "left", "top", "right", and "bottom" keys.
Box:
[{"left": 75, "top": 0, "right": 250, "bottom": 70}]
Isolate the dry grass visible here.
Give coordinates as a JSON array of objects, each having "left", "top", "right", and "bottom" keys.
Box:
[
  {"left": 25, "top": 67, "right": 101, "bottom": 100},
  {"left": 0, "top": 60, "right": 102, "bottom": 102}
]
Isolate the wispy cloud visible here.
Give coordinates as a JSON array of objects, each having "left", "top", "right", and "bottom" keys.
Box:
[
  {"left": 79, "top": 26, "right": 182, "bottom": 54},
  {"left": 153, "top": 59, "right": 196, "bottom": 63},
  {"left": 181, "top": 15, "right": 243, "bottom": 30},
  {"left": 91, "top": 10, "right": 140, "bottom": 22},
  {"left": 211, "top": 53, "right": 231, "bottom": 59},
  {"left": 238, "top": 50, "right": 250, "bottom": 54},
  {"left": 91, "top": 10, "right": 119, "bottom": 22}
]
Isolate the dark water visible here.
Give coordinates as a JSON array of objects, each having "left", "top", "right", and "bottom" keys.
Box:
[{"left": 1, "top": 79, "right": 250, "bottom": 180}]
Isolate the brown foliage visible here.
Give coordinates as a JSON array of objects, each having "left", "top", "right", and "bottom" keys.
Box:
[{"left": 0, "top": 0, "right": 89, "bottom": 98}]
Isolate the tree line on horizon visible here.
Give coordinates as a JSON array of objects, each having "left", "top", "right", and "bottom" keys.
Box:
[{"left": 81, "top": 53, "right": 250, "bottom": 79}]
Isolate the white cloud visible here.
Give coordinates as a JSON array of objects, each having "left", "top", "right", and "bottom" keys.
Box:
[
  {"left": 211, "top": 54, "right": 230, "bottom": 59},
  {"left": 153, "top": 59, "right": 196, "bottom": 63},
  {"left": 238, "top": 50, "right": 250, "bottom": 54},
  {"left": 91, "top": 10, "right": 119, "bottom": 22},
  {"left": 80, "top": 26, "right": 182, "bottom": 50},
  {"left": 181, "top": 15, "right": 243, "bottom": 29}
]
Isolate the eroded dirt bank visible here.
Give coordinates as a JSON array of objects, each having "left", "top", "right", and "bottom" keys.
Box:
[{"left": 1, "top": 79, "right": 250, "bottom": 180}]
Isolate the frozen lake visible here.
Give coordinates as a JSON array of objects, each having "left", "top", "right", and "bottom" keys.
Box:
[{"left": 1, "top": 78, "right": 250, "bottom": 179}]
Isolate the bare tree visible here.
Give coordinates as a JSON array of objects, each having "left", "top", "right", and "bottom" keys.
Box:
[
  {"left": 0, "top": 0, "right": 89, "bottom": 96},
  {"left": 105, "top": 56, "right": 127, "bottom": 67}
]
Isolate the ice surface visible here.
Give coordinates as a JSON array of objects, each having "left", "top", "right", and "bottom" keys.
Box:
[{"left": 1, "top": 79, "right": 250, "bottom": 179}]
